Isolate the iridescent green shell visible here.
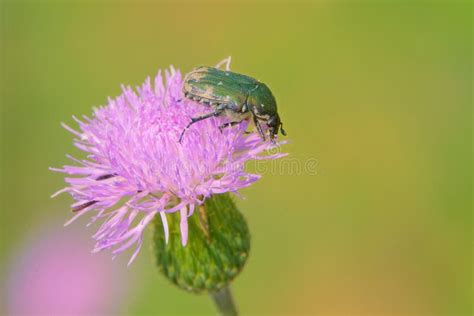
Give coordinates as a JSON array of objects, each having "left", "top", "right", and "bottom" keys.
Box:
[{"left": 183, "top": 66, "right": 277, "bottom": 117}]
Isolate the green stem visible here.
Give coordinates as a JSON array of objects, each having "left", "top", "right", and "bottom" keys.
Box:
[{"left": 210, "top": 286, "right": 238, "bottom": 316}]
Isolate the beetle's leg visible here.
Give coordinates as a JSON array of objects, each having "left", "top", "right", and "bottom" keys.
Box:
[
  {"left": 215, "top": 56, "right": 232, "bottom": 71},
  {"left": 219, "top": 120, "right": 251, "bottom": 134},
  {"left": 95, "top": 173, "right": 116, "bottom": 181},
  {"left": 179, "top": 109, "right": 224, "bottom": 143},
  {"left": 218, "top": 120, "right": 244, "bottom": 132},
  {"left": 252, "top": 113, "right": 266, "bottom": 141},
  {"left": 72, "top": 200, "right": 98, "bottom": 213}
]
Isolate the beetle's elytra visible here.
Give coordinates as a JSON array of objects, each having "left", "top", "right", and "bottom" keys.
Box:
[{"left": 179, "top": 65, "right": 286, "bottom": 143}]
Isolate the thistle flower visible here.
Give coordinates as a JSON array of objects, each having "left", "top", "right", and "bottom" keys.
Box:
[
  {"left": 7, "top": 229, "right": 127, "bottom": 315},
  {"left": 51, "top": 62, "right": 285, "bottom": 265}
]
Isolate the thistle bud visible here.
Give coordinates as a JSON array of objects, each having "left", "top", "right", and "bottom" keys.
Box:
[{"left": 153, "top": 193, "right": 250, "bottom": 293}]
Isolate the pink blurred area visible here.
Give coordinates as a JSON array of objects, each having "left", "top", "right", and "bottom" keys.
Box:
[{"left": 6, "top": 227, "right": 129, "bottom": 316}]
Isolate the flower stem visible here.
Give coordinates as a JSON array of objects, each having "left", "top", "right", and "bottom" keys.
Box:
[{"left": 210, "top": 286, "right": 238, "bottom": 316}]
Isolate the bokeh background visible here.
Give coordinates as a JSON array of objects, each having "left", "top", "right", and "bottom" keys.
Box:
[{"left": 1, "top": 1, "right": 471, "bottom": 315}]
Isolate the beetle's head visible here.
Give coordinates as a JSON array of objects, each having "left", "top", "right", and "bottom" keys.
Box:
[{"left": 267, "top": 114, "right": 287, "bottom": 141}]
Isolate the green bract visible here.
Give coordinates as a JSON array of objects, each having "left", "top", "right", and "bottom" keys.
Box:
[{"left": 153, "top": 193, "right": 250, "bottom": 293}]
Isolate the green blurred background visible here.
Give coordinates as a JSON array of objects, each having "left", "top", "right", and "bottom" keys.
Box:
[{"left": 1, "top": 1, "right": 471, "bottom": 315}]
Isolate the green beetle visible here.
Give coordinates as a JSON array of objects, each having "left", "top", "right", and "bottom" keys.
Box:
[{"left": 179, "top": 66, "right": 286, "bottom": 143}]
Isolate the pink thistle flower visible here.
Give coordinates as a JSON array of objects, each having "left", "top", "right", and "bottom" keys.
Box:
[
  {"left": 51, "top": 61, "right": 286, "bottom": 265},
  {"left": 7, "top": 228, "right": 128, "bottom": 315}
]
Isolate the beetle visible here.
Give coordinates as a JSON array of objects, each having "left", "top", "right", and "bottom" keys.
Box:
[{"left": 179, "top": 65, "right": 286, "bottom": 143}]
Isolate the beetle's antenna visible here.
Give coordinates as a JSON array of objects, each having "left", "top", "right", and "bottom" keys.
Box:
[
  {"left": 215, "top": 56, "right": 232, "bottom": 71},
  {"left": 280, "top": 122, "right": 287, "bottom": 136}
]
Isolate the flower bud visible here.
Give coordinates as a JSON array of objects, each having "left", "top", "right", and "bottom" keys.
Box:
[{"left": 153, "top": 193, "right": 250, "bottom": 293}]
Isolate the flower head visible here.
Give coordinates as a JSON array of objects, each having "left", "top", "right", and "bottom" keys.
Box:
[
  {"left": 7, "top": 229, "right": 127, "bottom": 315},
  {"left": 51, "top": 61, "right": 285, "bottom": 264}
]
